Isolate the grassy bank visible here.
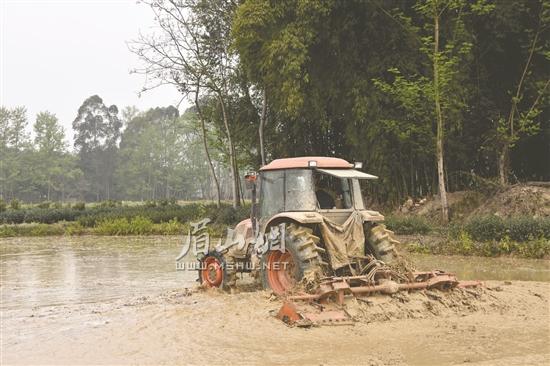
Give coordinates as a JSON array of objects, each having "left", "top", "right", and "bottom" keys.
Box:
[
  {"left": 388, "top": 215, "right": 550, "bottom": 259},
  {"left": 402, "top": 234, "right": 549, "bottom": 259},
  {"left": 1, "top": 201, "right": 548, "bottom": 259},
  {"left": 0, "top": 201, "right": 248, "bottom": 238},
  {"left": 0, "top": 217, "right": 231, "bottom": 238},
  {"left": 0, "top": 201, "right": 250, "bottom": 226}
]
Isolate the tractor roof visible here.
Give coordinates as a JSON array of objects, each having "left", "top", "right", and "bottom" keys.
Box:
[{"left": 260, "top": 156, "right": 353, "bottom": 171}]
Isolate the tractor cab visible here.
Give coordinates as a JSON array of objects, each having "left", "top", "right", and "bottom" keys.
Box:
[{"left": 250, "top": 156, "right": 381, "bottom": 232}]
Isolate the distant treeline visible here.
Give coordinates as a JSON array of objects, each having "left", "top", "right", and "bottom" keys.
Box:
[
  {"left": 0, "top": 103, "right": 242, "bottom": 203},
  {"left": 1, "top": 0, "right": 549, "bottom": 208}
]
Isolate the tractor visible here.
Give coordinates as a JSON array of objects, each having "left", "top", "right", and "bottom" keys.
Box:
[{"left": 198, "top": 156, "right": 400, "bottom": 295}]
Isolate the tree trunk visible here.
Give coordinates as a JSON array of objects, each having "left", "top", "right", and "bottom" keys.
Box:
[
  {"left": 498, "top": 146, "right": 508, "bottom": 186},
  {"left": 433, "top": 7, "right": 449, "bottom": 223},
  {"left": 194, "top": 86, "right": 221, "bottom": 207},
  {"left": 218, "top": 93, "right": 241, "bottom": 208},
  {"left": 259, "top": 89, "right": 267, "bottom": 166}
]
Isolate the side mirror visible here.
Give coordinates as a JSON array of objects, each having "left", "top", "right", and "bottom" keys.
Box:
[{"left": 244, "top": 172, "right": 257, "bottom": 190}]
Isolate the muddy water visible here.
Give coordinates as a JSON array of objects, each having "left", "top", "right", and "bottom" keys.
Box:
[
  {"left": 410, "top": 253, "right": 550, "bottom": 282},
  {"left": 1, "top": 236, "right": 549, "bottom": 311},
  {"left": 1, "top": 236, "right": 197, "bottom": 310},
  {"left": 1, "top": 236, "right": 549, "bottom": 365}
]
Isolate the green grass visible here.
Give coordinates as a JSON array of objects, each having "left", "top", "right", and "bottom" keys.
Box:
[
  {"left": 405, "top": 232, "right": 550, "bottom": 259},
  {"left": 385, "top": 215, "right": 434, "bottom": 235}
]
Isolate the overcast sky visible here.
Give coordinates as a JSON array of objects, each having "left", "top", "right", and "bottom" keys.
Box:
[{"left": 1, "top": 0, "right": 185, "bottom": 145}]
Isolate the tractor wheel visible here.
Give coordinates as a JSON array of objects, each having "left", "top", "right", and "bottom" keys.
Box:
[
  {"left": 261, "top": 223, "right": 325, "bottom": 295},
  {"left": 366, "top": 224, "right": 400, "bottom": 264},
  {"left": 198, "top": 252, "right": 235, "bottom": 290}
]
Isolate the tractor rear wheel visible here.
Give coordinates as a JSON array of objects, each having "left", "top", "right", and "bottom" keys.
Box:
[
  {"left": 366, "top": 224, "right": 399, "bottom": 264},
  {"left": 261, "top": 223, "right": 325, "bottom": 295}
]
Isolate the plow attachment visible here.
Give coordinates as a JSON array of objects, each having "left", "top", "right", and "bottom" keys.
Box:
[{"left": 276, "top": 270, "right": 482, "bottom": 326}]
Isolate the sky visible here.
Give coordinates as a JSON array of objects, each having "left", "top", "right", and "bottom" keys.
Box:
[{"left": 1, "top": 0, "right": 185, "bottom": 145}]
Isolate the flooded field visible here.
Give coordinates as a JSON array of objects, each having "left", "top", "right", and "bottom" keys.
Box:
[{"left": 2, "top": 236, "right": 549, "bottom": 365}]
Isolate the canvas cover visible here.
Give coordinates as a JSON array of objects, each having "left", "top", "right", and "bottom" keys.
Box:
[{"left": 319, "top": 211, "right": 365, "bottom": 269}]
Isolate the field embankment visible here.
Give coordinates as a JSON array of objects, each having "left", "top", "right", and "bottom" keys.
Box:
[{"left": 1, "top": 184, "right": 549, "bottom": 258}]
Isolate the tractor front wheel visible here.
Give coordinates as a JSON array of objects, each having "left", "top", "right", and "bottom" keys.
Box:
[{"left": 198, "top": 252, "right": 230, "bottom": 289}]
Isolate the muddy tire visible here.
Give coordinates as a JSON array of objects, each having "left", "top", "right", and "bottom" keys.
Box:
[
  {"left": 261, "top": 223, "right": 326, "bottom": 295},
  {"left": 198, "top": 251, "right": 236, "bottom": 290},
  {"left": 365, "top": 224, "right": 399, "bottom": 264}
]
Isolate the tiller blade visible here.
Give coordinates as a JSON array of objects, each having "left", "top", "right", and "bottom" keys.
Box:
[{"left": 276, "top": 270, "right": 482, "bottom": 326}]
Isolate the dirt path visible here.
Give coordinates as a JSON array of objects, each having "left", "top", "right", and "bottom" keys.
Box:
[{"left": 2, "top": 281, "right": 549, "bottom": 365}]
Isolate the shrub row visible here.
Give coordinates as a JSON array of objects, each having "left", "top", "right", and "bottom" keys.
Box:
[
  {"left": 455, "top": 216, "right": 550, "bottom": 242},
  {"left": 406, "top": 233, "right": 550, "bottom": 259},
  {"left": 0, "top": 217, "right": 235, "bottom": 238},
  {"left": 385, "top": 215, "right": 433, "bottom": 235},
  {"left": 0, "top": 202, "right": 250, "bottom": 227}
]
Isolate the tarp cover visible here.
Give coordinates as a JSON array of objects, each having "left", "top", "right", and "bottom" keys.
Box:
[{"left": 319, "top": 211, "right": 365, "bottom": 269}]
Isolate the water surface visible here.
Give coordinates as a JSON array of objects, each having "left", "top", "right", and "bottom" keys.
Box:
[{"left": 1, "top": 236, "right": 548, "bottom": 311}]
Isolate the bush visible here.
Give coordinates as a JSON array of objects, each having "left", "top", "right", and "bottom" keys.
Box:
[
  {"left": 152, "top": 218, "right": 184, "bottom": 235},
  {"left": 37, "top": 201, "right": 52, "bottom": 209},
  {"left": 65, "top": 222, "right": 86, "bottom": 235},
  {"left": 10, "top": 199, "right": 20, "bottom": 210},
  {"left": 0, "top": 225, "right": 16, "bottom": 237},
  {"left": 461, "top": 216, "right": 550, "bottom": 242},
  {"left": 94, "top": 216, "right": 154, "bottom": 235},
  {"left": 0, "top": 223, "right": 64, "bottom": 237},
  {"left": 98, "top": 200, "right": 121, "bottom": 208},
  {"left": 0, "top": 199, "right": 6, "bottom": 213},
  {"left": 0, "top": 202, "right": 251, "bottom": 232},
  {"left": 94, "top": 218, "right": 131, "bottom": 235},
  {"left": 385, "top": 215, "right": 433, "bottom": 235},
  {"left": 406, "top": 234, "right": 550, "bottom": 259},
  {"left": 53, "top": 202, "right": 63, "bottom": 209}
]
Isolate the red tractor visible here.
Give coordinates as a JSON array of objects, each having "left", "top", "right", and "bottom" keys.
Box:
[{"left": 199, "top": 156, "right": 399, "bottom": 294}]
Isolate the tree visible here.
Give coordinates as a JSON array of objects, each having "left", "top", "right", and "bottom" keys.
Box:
[
  {"left": 34, "top": 111, "right": 66, "bottom": 154},
  {"left": 33, "top": 111, "right": 68, "bottom": 200},
  {"left": 373, "top": 0, "right": 493, "bottom": 221},
  {"left": 0, "top": 106, "right": 29, "bottom": 200},
  {"left": 72, "top": 95, "right": 122, "bottom": 200},
  {"left": 131, "top": 0, "right": 257, "bottom": 208},
  {"left": 495, "top": 0, "right": 550, "bottom": 185}
]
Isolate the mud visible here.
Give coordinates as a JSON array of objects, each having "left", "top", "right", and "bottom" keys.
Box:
[
  {"left": 2, "top": 236, "right": 550, "bottom": 365},
  {"left": 2, "top": 282, "right": 549, "bottom": 365},
  {"left": 397, "top": 184, "right": 550, "bottom": 220}
]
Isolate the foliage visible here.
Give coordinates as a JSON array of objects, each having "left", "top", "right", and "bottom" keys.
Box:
[
  {"left": 10, "top": 199, "right": 20, "bottom": 210},
  {"left": 406, "top": 234, "right": 550, "bottom": 259},
  {"left": 0, "top": 0, "right": 548, "bottom": 207},
  {"left": 37, "top": 201, "right": 51, "bottom": 209},
  {"left": 95, "top": 216, "right": 154, "bottom": 236},
  {"left": 0, "top": 202, "right": 250, "bottom": 228},
  {"left": 457, "top": 216, "right": 550, "bottom": 242},
  {"left": 0, "top": 223, "right": 65, "bottom": 238},
  {"left": 0, "top": 199, "right": 6, "bottom": 212},
  {"left": 73, "top": 95, "right": 122, "bottom": 201},
  {"left": 385, "top": 215, "right": 433, "bottom": 235}
]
